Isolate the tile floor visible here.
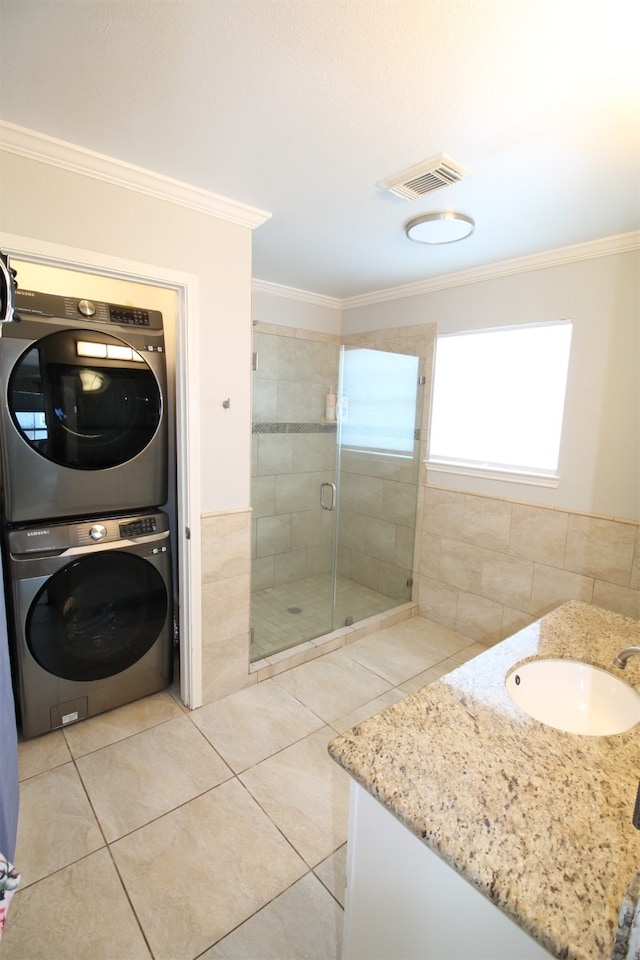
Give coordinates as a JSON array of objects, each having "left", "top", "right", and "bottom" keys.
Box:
[
  {"left": 251, "top": 573, "right": 406, "bottom": 660},
  {"left": 3, "top": 616, "right": 486, "bottom": 960}
]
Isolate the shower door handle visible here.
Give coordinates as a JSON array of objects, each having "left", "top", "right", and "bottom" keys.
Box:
[{"left": 320, "top": 482, "right": 336, "bottom": 511}]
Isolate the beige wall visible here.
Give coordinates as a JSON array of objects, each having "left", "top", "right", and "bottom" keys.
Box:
[{"left": 342, "top": 251, "right": 640, "bottom": 523}]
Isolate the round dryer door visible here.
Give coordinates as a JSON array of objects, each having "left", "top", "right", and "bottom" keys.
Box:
[
  {"left": 7, "top": 329, "right": 162, "bottom": 469},
  {"left": 26, "top": 552, "right": 169, "bottom": 682}
]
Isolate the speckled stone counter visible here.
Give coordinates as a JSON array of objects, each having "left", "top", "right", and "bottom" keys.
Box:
[{"left": 329, "top": 601, "right": 640, "bottom": 960}]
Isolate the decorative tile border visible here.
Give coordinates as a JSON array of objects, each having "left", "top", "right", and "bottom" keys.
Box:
[
  {"left": 252, "top": 422, "right": 422, "bottom": 440},
  {"left": 252, "top": 421, "right": 338, "bottom": 434}
]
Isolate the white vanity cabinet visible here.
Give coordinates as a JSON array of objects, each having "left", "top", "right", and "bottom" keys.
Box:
[{"left": 343, "top": 782, "right": 554, "bottom": 960}]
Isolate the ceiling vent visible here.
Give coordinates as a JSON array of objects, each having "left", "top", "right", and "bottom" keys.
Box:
[{"left": 378, "top": 153, "right": 468, "bottom": 200}]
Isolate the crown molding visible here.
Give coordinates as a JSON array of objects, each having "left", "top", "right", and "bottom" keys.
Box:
[
  {"left": 340, "top": 231, "right": 640, "bottom": 310},
  {"left": 0, "top": 120, "right": 271, "bottom": 230},
  {"left": 252, "top": 278, "right": 342, "bottom": 309}
]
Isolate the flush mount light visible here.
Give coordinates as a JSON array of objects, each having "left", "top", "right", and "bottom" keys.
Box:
[{"left": 405, "top": 211, "right": 475, "bottom": 245}]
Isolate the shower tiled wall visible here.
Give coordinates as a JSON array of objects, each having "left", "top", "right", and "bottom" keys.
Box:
[
  {"left": 251, "top": 326, "right": 341, "bottom": 591},
  {"left": 417, "top": 486, "right": 640, "bottom": 643}
]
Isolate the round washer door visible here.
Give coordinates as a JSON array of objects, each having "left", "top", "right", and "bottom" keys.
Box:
[
  {"left": 7, "top": 329, "right": 162, "bottom": 470},
  {"left": 26, "top": 552, "right": 169, "bottom": 682}
]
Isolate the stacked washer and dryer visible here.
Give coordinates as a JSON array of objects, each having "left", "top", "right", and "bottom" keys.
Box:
[{"left": 0, "top": 287, "right": 174, "bottom": 738}]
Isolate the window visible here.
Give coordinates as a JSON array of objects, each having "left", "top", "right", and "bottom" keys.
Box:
[
  {"left": 427, "top": 321, "right": 572, "bottom": 482},
  {"left": 340, "top": 348, "right": 420, "bottom": 456}
]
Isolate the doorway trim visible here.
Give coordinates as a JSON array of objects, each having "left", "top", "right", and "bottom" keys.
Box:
[{"left": 0, "top": 231, "right": 203, "bottom": 708}]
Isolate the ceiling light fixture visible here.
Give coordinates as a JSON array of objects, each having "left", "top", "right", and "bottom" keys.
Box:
[{"left": 405, "top": 211, "right": 475, "bottom": 245}]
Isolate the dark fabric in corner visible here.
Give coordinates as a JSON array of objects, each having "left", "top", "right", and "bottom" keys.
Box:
[{"left": 0, "top": 551, "right": 19, "bottom": 863}]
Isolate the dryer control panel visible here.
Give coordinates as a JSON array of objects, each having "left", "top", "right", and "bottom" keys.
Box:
[{"left": 13, "top": 289, "right": 164, "bottom": 331}]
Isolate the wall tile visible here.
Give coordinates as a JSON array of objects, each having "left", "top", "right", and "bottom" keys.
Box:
[
  {"left": 438, "top": 538, "right": 484, "bottom": 593},
  {"left": 509, "top": 503, "right": 569, "bottom": 567},
  {"left": 592, "top": 580, "right": 640, "bottom": 620},
  {"left": 462, "top": 495, "right": 512, "bottom": 551},
  {"left": 528, "top": 562, "right": 594, "bottom": 614},
  {"left": 291, "top": 509, "right": 333, "bottom": 550},
  {"left": 257, "top": 434, "right": 293, "bottom": 476},
  {"left": 256, "top": 515, "right": 292, "bottom": 558},
  {"left": 273, "top": 549, "right": 308, "bottom": 585},
  {"left": 500, "top": 606, "right": 536, "bottom": 641},
  {"left": 480, "top": 553, "right": 534, "bottom": 608},
  {"left": 201, "top": 511, "right": 251, "bottom": 583},
  {"left": 202, "top": 574, "right": 251, "bottom": 643},
  {"left": 417, "top": 578, "right": 457, "bottom": 630},
  {"left": 275, "top": 473, "right": 324, "bottom": 514},
  {"left": 251, "top": 475, "right": 276, "bottom": 519},
  {"left": 423, "top": 487, "right": 465, "bottom": 539},
  {"left": 394, "top": 524, "right": 415, "bottom": 569},
  {"left": 381, "top": 479, "right": 418, "bottom": 527},
  {"left": 455, "top": 592, "right": 503, "bottom": 645},
  {"left": 252, "top": 378, "right": 278, "bottom": 421},
  {"left": 417, "top": 530, "right": 440, "bottom": 579},
  {"left": 252, "top": 556, "right": 274, "bottom": 591},
  {"left": 630, "top": 528, "right": 640, "bottom": 591},
  {"left": 362, "top": 517, "right": 398, "bottom": 565},
  {"left": 201, "top": 633, "right": 255, "bottom": 705},
  {"left": 564, "top": 515, "right": 636, "bottom": 586}
]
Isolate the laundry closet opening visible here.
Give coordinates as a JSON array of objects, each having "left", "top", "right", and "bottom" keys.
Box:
[
  {"left": 3, "top": 260, "right": 181, "bottom": 733},
  {"left": 250, "top": 324, "right": 425, "bottom": 662}
]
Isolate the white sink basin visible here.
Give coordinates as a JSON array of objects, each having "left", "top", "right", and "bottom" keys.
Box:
[{"left": 505, "top": 658, "right": 640, "bottom": 735}]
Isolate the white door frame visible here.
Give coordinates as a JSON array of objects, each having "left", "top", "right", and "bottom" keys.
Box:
[{"left": 0, "top": 231, "right": 202, "bottom": 708}]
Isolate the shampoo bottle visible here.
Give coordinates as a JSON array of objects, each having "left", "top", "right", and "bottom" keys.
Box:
[{"left": 325, "top": 387, "right": 337, "bottom": 421}]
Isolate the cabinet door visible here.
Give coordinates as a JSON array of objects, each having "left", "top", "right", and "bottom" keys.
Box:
[{"left": 343, "top": 782, "right": 553, "bottom": 960}]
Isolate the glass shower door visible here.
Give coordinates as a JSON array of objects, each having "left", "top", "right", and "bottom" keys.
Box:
[
  {"left": 250, "top": 329, "right": 338, "bottom": 660},
  {"left": 332, "top": 346, "right": 424, "bottom": 629}
]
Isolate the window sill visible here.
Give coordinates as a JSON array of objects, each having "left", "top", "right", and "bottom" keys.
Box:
[{"left": 424, "top": 460, "right": 560, "bottom": 488}]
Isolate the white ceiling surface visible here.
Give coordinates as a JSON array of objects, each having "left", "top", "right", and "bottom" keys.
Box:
[{"left": 0, "top": 0, "right": 639, "bottom": 300}]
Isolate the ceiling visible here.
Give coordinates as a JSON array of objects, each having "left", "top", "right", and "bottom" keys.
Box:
[{"left": 0, "top": 0, "right": 639, "bottom": 300}]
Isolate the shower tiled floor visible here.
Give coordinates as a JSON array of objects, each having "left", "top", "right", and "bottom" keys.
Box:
[
  {"left": 3, "top": 616, "right": 486, "bottom": 960},
  {"left": 251, "top": 573, "right": 404, "bottom": 660}
]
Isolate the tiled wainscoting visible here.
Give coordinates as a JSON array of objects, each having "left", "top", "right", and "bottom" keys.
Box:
[{"left": 417, "top": 485, "right": 640, "bottom": 644}]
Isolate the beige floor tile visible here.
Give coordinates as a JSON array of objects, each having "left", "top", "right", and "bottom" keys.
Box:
[
  {"left": 203, "top": 872, "right": 343, "bottom": 959},
  {"left": 342, "top": 621, "right": 461, "bottom": 685},
  {"left": 63, "top": 689, "right": 184, "bottom": 758},
  {"left": 15, "top": 763, "right": 104, "bottom": 887},
  {"left": 239, "top": 727, "right": 350, "bottom": 867},
  {"left": 452, "top": 641, "right": 488, "bottom": 664},
  {"left": 399, "top": 657, "right": 460, "bottom": 695},
  {"left": 18, "top": 729, "right": 71, "bottom": 780},
  {"left": 111, "top": 779, "right": 307, "bottom": 960},
  {"left": 272, "top": 649, "right": 392, "bottom": 722},
  {"left": 0, "top": 848, "right": 151, "bottom": 960},
  {"left": 330, "top": 688, "right": 406, "bottom": 734},
  {"left": 314, "top": 843, "right": 348, "bottom": 907},
  {"left": 191, "top": 679, "right": 325, "bottom": 772},
  {"left": 397, "top": 641, "right": 487, "bottom": 695},
  {"left": 76, "top": 715, "right": 232, "bottom": 842}
]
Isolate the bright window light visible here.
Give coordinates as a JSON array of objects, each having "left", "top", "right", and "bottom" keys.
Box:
[{"left": 428, "top": 322, "right": 572, "bottom": 477}]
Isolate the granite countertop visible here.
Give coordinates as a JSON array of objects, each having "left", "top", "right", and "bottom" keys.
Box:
[{"left": 328, "top": 601, "right": 640, "bottom": 960}]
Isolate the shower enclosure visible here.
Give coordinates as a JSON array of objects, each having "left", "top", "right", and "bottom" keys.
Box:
[{"left": 250, "top": 328, "right": 425, "bottom": 661}]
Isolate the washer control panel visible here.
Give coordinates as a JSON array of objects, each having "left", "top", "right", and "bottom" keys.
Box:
[{"left": 119, "top": 517, "right": 158, "bottom": 539}]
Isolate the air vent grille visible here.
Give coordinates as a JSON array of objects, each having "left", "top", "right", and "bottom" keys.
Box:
[{"left": 378, "top": 153, "right": 468, "bottom": 200}]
